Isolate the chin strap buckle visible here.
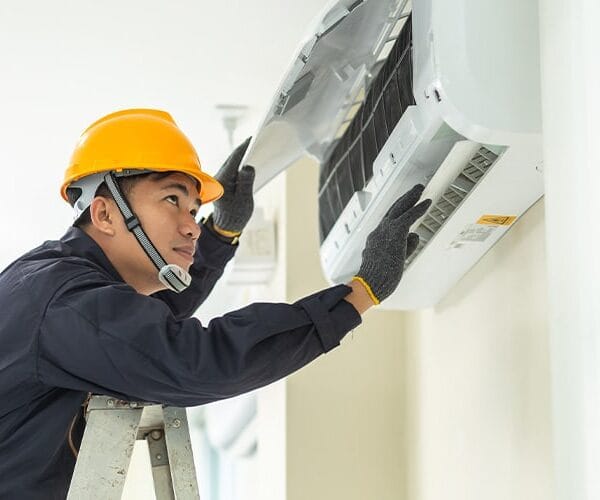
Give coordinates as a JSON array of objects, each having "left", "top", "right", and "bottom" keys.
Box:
[{"left": 158, "top": 264, "right": 192, "bottom": 293}]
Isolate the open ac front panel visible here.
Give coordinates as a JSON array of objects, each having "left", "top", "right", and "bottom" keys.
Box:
[{"left": 245, "top": 0, "right": 544, "bottom": 310}]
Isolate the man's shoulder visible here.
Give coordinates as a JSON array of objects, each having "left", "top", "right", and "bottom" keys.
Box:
[
  {"left": 1, "top": 239, "right": 117, "bottom": 302},
  {"left": 13, "top": 238, "right": 100, "bottom": 274}
]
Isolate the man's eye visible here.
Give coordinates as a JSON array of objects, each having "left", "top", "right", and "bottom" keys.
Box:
[
  {"left": 190, "top": 209, "right": 198, "bottom": 218},
  {"left": 166, "top": 195, "right": 179, "bottom": 206}
]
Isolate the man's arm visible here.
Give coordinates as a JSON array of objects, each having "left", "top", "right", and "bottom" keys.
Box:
[{"left": 37, "top": 277, "right": 360, "bottom": 407}]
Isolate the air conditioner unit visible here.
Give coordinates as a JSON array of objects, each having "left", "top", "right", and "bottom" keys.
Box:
[{"left": 245, "top": 0, "right": 543, "bottom": 309}]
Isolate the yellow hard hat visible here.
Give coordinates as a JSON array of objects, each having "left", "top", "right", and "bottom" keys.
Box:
[{"left": 61, "top": 108, "right": 223, "bottom": 204}]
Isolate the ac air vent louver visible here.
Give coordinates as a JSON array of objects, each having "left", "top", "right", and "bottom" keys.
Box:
[{"left": 406, "top": 146, "right": 500, "bottom": 266}]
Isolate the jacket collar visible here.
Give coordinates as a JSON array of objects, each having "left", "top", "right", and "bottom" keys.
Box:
[{"left": 60, "top": 226, "right": 124, "bottom": 283}]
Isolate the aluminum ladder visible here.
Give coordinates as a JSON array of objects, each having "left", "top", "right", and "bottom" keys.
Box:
[{"left": 67, "top": 395, "right": 200, "bottom": 499}]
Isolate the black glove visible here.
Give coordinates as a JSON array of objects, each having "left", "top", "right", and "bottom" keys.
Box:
[
  {"left": 355, "top": 184, "right": 431, "bottom": 304},
  {"left": 212, "top": 137, "right": 255, "bottom": 234}
]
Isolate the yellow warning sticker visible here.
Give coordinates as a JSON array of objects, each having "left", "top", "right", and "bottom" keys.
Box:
[{"left": 477, "top": 215, "right": 517, "bottom": 226}]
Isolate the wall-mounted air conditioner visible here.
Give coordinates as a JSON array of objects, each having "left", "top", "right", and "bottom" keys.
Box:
[{"left": 245, "top": 0, "right": 543, "bottom": 309}]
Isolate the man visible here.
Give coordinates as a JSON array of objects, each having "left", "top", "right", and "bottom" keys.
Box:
[{"left": 0, "top": 109, "right": 430, "bottom": 498}]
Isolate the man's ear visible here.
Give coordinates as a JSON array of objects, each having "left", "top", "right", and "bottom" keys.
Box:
[{"left": 89, "top": 197, "right": 117, "bottom": 236}]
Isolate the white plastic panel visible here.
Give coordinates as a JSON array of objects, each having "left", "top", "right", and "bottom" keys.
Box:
[
  {"left": 412, "top": 0, "right": 542, "bottom": 144},
  {"left": 246, "top": 0, "right": 409, "bottom": 191}
]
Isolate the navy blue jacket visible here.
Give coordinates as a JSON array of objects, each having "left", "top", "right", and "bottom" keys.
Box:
[{"left": 0, "top": 225, "right": 361, "bottom": 499}]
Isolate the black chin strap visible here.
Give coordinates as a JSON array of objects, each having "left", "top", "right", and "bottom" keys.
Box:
[{"left": 103, "top": 173, "right": 190, "bottom": 293}]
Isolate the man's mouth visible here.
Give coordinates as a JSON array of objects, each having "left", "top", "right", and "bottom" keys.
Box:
[{"left": 173, "top": 245, "right": 195, "bottom": 263}]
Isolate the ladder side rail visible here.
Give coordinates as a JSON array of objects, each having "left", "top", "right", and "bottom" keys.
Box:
[{"left": 67, "top": 396, "right": 144, "bottom": 499}]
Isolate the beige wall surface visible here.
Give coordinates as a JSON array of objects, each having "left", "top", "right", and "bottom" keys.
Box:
[
  {"left": 403, "top": 200, "right": 555, "bottom": 500},
  {"left": 280, "top": 155, "right": 553, "bottom": 500},
  {"left": 283, "top": 158, "right": 409, "bottom": 500}
]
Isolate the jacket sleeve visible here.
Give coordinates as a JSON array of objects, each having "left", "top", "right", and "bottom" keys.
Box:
[
  {"left": 151, "top": 222, "right": 238, "bottom": 319},
  {"left": 36, "top": 275, "right": 362, "bottom": 407}
]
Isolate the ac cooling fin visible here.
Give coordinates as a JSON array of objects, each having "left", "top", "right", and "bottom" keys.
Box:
[{"left": 318, "top": 15, "right": 415, "bottom": 243}]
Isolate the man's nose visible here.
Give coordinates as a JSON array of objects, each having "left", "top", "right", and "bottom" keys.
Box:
[{"left": 180, "top": 213, "right": 201, "bottom": 240}]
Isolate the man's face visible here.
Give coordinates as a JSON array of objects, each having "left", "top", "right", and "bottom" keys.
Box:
[{"left": 118, "top": 172, "right": 202, "bottom": 285}]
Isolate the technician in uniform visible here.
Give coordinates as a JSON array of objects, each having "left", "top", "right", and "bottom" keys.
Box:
[{"left": 0, "top": 109, "right": 430, "bottom": 498}]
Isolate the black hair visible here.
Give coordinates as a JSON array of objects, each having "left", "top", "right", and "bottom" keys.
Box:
[{"left": 67, "top": 172, "right": 177, "bottom": 228}]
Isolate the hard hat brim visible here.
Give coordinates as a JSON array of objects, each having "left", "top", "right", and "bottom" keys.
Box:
[{"left": 61, "top": 164, "right": 224, "bottom": 205}]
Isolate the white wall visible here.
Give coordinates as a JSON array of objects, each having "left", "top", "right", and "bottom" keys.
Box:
[{"left": 539, "top": 1, "right": 600, "bottom": 497}]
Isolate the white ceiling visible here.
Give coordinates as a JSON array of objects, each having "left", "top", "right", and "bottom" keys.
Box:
[{"left": 0, "top": 0, "right": 332, "bottom": 266}]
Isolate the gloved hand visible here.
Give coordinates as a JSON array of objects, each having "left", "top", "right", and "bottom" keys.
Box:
[
  {"left": 354, "top": 184, "right": 431, "bottom": 304},
  {"left": 212, "top": 137, "right": 255, "bottom": 235}
]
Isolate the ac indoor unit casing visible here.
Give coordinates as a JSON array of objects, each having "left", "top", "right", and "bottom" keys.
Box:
[{"left": 245, "top": 0, "right": 543, "bottom": 309}]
